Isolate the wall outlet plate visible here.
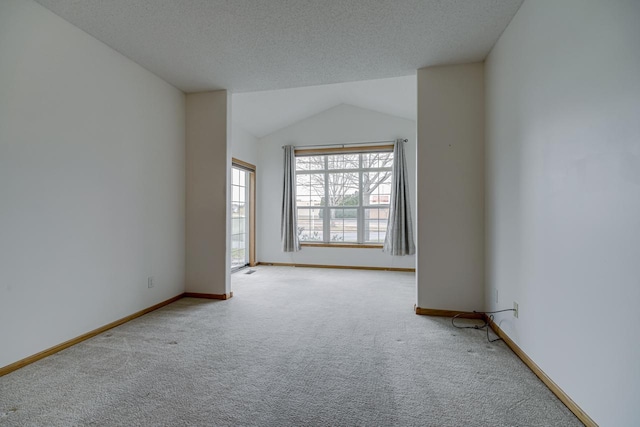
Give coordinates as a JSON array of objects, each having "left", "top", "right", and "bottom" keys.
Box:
[
  {"left": 148, "top": 277, "right": 154, "bottom": 288},
  {"left": 513, "top": 301, "right": 519, "bottom": 318}
]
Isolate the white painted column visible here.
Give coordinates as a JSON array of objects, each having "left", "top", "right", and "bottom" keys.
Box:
[
  {"left": 186, "top": 91, "right": 231, "bottom": 296},
  {"left": 416, "top": 63, "right": 485, "bottom": 311}
]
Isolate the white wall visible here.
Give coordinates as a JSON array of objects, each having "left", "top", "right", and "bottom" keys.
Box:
[
  {"left": 258, "top": 104, "right": 416, "bottom": 269},
  {"left": 0, "top": 0, "right": 185, "bottom": 368},
  {"left": 485, "top": 1, "right": 640, "bottom": 425},
  {"left": 232, "top": 122, "right": 259, "bottom": 168},
  {"left": 185, "top": 91, "right": 231, "bottom": 296},
  {"left": 416, "top": 63, "right": 485, "bottom": 312}
]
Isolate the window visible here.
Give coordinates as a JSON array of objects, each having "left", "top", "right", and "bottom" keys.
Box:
[{"left": 295, "top": 149, "right": 393, "bottom": 245}]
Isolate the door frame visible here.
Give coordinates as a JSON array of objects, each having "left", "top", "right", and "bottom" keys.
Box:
[{"left": 231, "top": 158, "right": 256, "bottom": 267}]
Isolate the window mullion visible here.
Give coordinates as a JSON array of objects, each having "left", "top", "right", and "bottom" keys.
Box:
[
  {"left": 323, "top": 156, "right": 329, "bottom": 243},
  {"left": 356, "top": 155, "right": 362, "bottom": 244}
]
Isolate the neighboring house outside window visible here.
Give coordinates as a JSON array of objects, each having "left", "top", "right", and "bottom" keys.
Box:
[{"left": 295, "top": 149, "right": 393, "bottom": 245}]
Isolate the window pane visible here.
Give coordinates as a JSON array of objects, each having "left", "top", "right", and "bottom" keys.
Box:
[
  {"left": 232, "top": 217, "right": 245, "bottom": 234},
  {"left": 296, "top": 156, "right": 324, "bottom": 171},
  {"left": 362, "top": 171, "right": 392, "bottom": 206},
  {"left": 329, "top": 208, "right": 358, "bottom": 243},
  {"left": 297, "top": 208, "right": 323, "bottom": 241},
  {"left": 232, "top": 201, "right": 245, "bottom": 218},
  {"left": 362, "top": 152, "right": 393, "bottom": 169},
  {"left": 364, "top": 207, "right": 389, "bottom": 243},
  {"left": 231, "top": 248, "right": 245, "bottom": 268},
  {"left": 296, "top": 173, "right": 324, "bottom": 207},
  {"left": 327, "top": 173, "right": 358, "bottom": 206},
  {"left": 295, "top": 157, "right": 307, "bottom": 171},
  {"left": 231, "top": 233, "right": 245, "bottom": 244},
  {"left": 328, "top": 154, "right": 358, "bottom": 170},
  {"left": 232, "top": 185, "right": 240, "bottom": 203}
]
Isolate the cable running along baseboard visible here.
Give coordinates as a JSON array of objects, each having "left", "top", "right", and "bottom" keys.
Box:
[{"left": 451, "top": 309, "right": 516, "bottom": 343}]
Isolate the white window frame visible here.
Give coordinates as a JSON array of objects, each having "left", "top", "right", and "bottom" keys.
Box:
[{"left": 295, "top": 147, "right": 393, "bottom": 246}]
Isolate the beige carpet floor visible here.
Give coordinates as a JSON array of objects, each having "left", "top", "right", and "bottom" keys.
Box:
[{"left": 0, "top": 266, "right": 581, "bottom": 426}]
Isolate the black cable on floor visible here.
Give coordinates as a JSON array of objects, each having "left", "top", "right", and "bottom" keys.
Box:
[{"left": 451, "top": 309, "right": 516, "bottom": 343}]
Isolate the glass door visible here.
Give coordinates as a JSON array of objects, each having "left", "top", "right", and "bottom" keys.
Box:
[{"left": 231, "top": 166, "right": 250, "bottom": 271}]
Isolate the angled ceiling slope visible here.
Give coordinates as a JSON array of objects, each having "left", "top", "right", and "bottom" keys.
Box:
[
  {"left": 258, "top": 103, "right": 416, "bottom": 143},
  {"left": 233, "top": 75, "right": 416, "bottom": 138},
  {"left": 35, "top": 0, "right": 523, "bottom": 93}
]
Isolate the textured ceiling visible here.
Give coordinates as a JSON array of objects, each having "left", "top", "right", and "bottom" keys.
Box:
[
  {"left": 35, "top": 0, "right": 523, "bottom": 93},
  {"left": 232, "top": 75, "right": 416, "bottom": 138}
]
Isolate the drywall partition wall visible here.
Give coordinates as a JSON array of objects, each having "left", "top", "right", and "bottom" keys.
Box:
[
  {"left": 416, "top": 64, "right": 484, "bottom": 312},
  {"left": 0, "top": 0, "right": 185, "bottom": 368},
  {"left": 185, "top": 91, "right": 231, "bottom": 295},
  {"left": 485, "top": 0, "right": 640, "bottom": 425},
  {"left": 258, "top": 104, "right": 416, "bottom": 269}
]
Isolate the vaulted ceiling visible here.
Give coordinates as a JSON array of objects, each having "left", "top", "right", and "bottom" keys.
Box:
[{"left": 232, "top": 75, "right": 416, "bottom": 138}]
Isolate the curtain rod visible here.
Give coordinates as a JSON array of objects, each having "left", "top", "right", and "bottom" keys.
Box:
[{"left": 282, "top": 139, "right": 407, "bottom": 150}]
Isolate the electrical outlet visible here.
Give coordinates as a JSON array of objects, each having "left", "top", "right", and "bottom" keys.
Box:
[
  {"left": 513, "top": 301, "right": 519, "bottom": 318},
  {"left": 148, "top": 277, "right": 154, "bottom": 289},
  {"left": 495, "top": 289, "right": 499, "bottom": 304}
]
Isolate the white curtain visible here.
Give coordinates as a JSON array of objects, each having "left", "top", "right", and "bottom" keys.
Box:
[
  {"left": 383, "top": 139, "right": 415, "bottom": 256},
  {"left": 281, "top": 145, "right": 300, "bottom": 252}
]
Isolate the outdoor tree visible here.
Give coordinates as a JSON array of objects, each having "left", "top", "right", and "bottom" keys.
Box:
[
  {"left": 361, "top": 152, "right": 393, "bottom": 205},
  {"left": 297, "top": 152, "right": 393, "bottom": 207}
]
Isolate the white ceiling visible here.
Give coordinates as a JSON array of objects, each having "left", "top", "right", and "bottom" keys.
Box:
[
  {"left": 35, "top": 0, "right": 523, "bottom": 93},
  {"left": 232, "top": 75, "right": 417, "bottom": 138}
]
